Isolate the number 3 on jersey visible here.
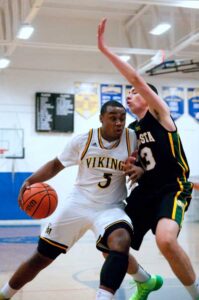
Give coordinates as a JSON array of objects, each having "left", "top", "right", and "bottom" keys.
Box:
[
  {"left": 140, "top": 147, "right": 156, "bottom": 171},
  {"left": 98, "top": 173, "right": 113, "bottom": 188}
]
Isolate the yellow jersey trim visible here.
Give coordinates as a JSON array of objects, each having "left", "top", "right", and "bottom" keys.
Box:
[
  {"left": 168, "top": 132, "right": 188, "bottom": 181},
  {"left": 126, "top": 128, "right": 131, "bottom": 156},
  {"left": 172, "top": 190, "right": 180, "bottom": 219},
  {"left": 98, "top": 128, "right": 121, "bottom": 149},
  {"left": 177, "top": 135, "right": 189, "bottom": 172},
  {"left": 168, "top": 132, "right": 175, "bottom": 157},
  {"left": 40, "top": 237, "right": 68, "bottom": 251},
  {"left": 172, "top": 177, "right": 186, "bottom": 221},
  {"left": 81, "top": 129, "right": 93, "bottom": 160}
]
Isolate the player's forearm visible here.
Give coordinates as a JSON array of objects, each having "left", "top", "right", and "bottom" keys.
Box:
[
  {"left": 101, "top": 46, "right": 140, "bottom": 86},
  {"left": 98, "top": 19, "right": 139, "bottom": 86},
  {"left": 25, "top": 158, "right": 64, "bottom": 185}
]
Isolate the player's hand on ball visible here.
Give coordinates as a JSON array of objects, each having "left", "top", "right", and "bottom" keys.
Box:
[
  {"left": 123, "top": 151, "right": 138, "bottom": 174},
  {"left": 18, "top": 181, "right": 31, "bottom": 209},
  {"left": 123, "top": 151, "right": 144, "bottom": 187},
  {"left": 127, "top": 165, "right": 144, "bottom": 187},
  {"left": 21, "top": 182, "right": 58, "bottom": 219}
]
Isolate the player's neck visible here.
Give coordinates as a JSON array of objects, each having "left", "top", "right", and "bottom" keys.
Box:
[
  {"left": 100, "top": 128, "right": 118, "bottom": 142},
  {"left": 136, "top": 108, "right": 148, "bottom": 120}
]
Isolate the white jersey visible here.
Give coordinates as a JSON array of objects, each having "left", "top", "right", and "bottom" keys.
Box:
[{"left": 58, "top": 127, "right": 137, "bottom": 207}]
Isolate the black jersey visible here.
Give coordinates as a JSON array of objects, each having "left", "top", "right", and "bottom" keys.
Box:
[{"left": 128, "top": 111, "right": 190, "bottom": 190}]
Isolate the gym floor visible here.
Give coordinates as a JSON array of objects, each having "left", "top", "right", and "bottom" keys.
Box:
[{"left": 0, "top": 218, "right": 199, "bottom": 300}]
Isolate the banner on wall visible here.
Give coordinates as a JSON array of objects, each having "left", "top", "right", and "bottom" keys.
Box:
[
  {"left": 187, "top": 88, "right": 199, "bottom": 122},
  {"left": 100, "top": 84, "right": 123, "bottom": 107},
  {"left": 162, "top": 86, "right": 184, "bottom": 120},
  {"left": 75, "top": 82, "right": 99, "bottom": 119}
]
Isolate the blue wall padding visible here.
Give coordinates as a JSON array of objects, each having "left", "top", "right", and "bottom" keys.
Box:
[{"left": 0, "top": 172, "right": 32, "bottom": 220}]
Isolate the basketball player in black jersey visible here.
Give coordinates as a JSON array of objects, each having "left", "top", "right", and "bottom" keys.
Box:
[{"left": 98, "top": 18, "right": 199, "bottom": 300}]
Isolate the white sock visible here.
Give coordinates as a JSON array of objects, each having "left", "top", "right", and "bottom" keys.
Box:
[
  {"left": 185, "top": 279, "right": 199, "bottom": 299},
  {"left": 1, "top": 282, "right": 18, "bottom": 298},
  {"left": 96, "top": 288, "right": 114, "bottom": 300},
  {"left": 132, "top": 265, "right": 151, "bottom": 283}
]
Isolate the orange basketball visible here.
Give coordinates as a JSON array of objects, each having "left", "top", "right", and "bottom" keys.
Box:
[{"left": 22, "top": 182, "right": 58, "bottom": 219}]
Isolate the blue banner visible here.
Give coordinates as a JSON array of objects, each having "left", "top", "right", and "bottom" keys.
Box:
[
  {"left": 187, "top": 88, "right": 199, "bottom": 122},
  {"left": 162, "top": 86, "right": 184, "bottom": 120},
  {"left": 100, "top": 84, "right": 123, "bottom": 107}
]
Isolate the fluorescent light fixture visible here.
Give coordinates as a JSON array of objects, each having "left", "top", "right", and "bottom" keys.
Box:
[
  {"left": 150, "top": 23, "right": 171, "bottom": 35},
  {"left": 119, "top": 55, "right": 131, "bottom": 62},
  {"left": 0, "top": 58, "right": 10, "bottom": 69},
  {"left": 179, "top": 1, "right": 199, "bottom": 9},
  {"left": 17, "top": 24, "right": 34, "bottom": 40}
]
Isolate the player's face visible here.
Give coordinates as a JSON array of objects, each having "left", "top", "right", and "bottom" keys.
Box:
[
  {"left": 100, "top": 106, "right": 126, "bottom": 141},
  {"left": 126, "top": 88, "right": 147, "bottom": 115}
]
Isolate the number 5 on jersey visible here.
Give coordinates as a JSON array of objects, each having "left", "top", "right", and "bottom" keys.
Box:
[{"left": 98, "top": 173, "right": 113, "bottom": 188}]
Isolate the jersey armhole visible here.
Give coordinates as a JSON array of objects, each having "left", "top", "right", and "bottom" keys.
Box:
[{"left": 80, "top": 129, "right": 93, "bottom": 160}]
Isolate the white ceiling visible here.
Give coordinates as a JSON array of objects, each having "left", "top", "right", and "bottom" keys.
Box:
[{"left": 1, "top": 0, "right": 199, "bottom": 76}]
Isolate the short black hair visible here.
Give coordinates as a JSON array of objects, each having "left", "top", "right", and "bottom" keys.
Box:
[
  {"left": 147, "top": 83, "right": 158, "bottom": 95},
  {"left": 100, "top": 100, "right": 125, "bottom": 115}
]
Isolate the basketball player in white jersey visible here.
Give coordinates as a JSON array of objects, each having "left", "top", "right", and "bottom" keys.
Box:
[{"left": 0, "top": 100, "right": 161, "bottom": 300}]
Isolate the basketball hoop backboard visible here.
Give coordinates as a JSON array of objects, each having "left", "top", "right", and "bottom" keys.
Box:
[
  {"left": 0, "top": 128, "right": 25, "bottom": 159},
  {"left": 0, "top": 148, "right": 8, "bottom": 158}
]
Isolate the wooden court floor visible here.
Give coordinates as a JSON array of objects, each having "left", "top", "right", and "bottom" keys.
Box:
[{"left": 0, "top": 220, "right": 199, "bottom": 300}]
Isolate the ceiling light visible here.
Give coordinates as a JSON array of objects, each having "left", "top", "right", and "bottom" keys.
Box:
[
  {"left": 179, "top": 1, "right": 199, "bottom": 9},
  {"left": 17, "top": 24, "right": 34, "bottom": 40},
  {"left": 0, "top": 58, "right": 10, "bottom": 69},
  {"left": 150, "top": 23, "right": 171, "bottom": 35},
  {"left": 119, "top": 55, "right": 131, "bottom": 62}
]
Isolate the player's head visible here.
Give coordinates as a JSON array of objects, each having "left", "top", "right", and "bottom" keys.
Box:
[
  {"left": 100, "top": 100, "right": 126, "bottom": 141},
  {"left": 126, "top": 83, "right": 158, "bottom": 117},
  {"left": 147, "top": 83, "right": 158, "bottom": 95}
]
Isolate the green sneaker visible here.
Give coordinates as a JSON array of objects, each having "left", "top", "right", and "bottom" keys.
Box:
[{"left": 129, "top": 275, "right": 163, "bottom": 300}]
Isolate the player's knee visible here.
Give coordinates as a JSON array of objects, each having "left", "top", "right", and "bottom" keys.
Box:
[
  {"left": 156, "top": 233, "right": 177, "bottom": 255},
  {"left": 107, "top": 228, "right": 131, "bottom": 254}
]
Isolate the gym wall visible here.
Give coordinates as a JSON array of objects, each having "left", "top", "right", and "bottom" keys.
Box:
[{"left": 0, "top": 69, "right": 198, "bottom": 220}]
